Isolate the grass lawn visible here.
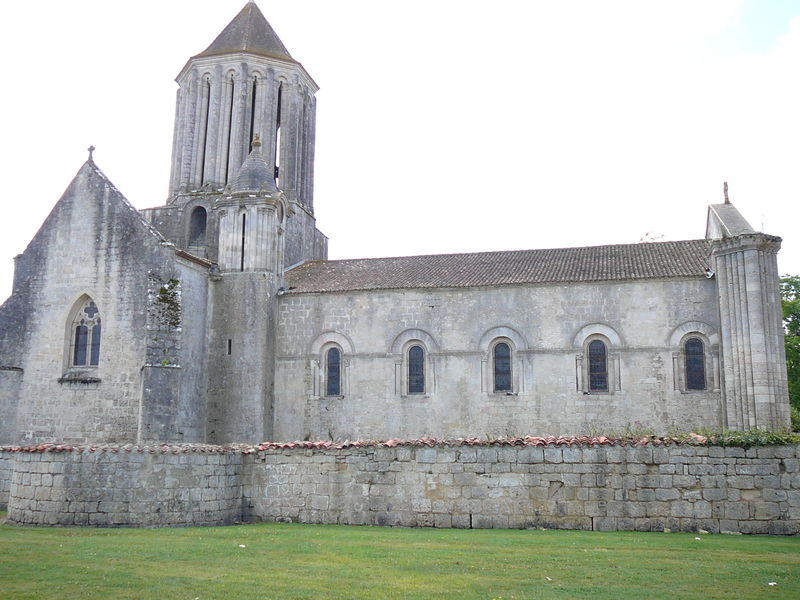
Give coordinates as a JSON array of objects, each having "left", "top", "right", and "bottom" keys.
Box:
[{"left": 1, "top": 516, "right": 798, "bottom": 600}]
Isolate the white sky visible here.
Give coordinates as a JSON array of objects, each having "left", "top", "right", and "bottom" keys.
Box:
[{"left": 1, "top": 0, "right": 799, "bottom": 300}]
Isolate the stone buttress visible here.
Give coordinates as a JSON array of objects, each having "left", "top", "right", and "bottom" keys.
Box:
[{"left": 707, "top": 201, "right": 790, "bottom": 429}]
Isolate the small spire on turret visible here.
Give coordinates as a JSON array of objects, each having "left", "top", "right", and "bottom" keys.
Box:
[
  {"left": 88, "top": 145, "right": 95, "bottom": 161},
  {"left": 230, "top": 133, "right": 278, "bottom": 194},
  {"left": 723, "top": 181, "right": 730, "bottom": 204}
]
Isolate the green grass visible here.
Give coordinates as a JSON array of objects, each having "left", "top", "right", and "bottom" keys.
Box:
[{"left": 1, "top": 519, "right": 798, "bottom": 599}]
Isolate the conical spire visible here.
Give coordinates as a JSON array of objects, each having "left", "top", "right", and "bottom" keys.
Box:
[
  {"left": 230, "top": 135, "right": 278, "bottom": 194},
  {"left": 194, "top": 2, "right": 294, "bottom": 62}
]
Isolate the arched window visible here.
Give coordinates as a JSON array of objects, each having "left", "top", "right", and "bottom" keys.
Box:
[
  {"left": 188, "top": 206, "right": 207, "bottom": 246},
  {"left": 493, "top": 342, "right": 512, "bottom": 392},
  {"left": 588, "top": 339, "right": 608, "bottom": 392},
  {"left": 326, "top": 347, "right": 341, "bottom": 396},
  {"left": 70, "top": 298, "right": 101, "bottom": 367},
  {"left": 684, "top": 337, "right": 706, "bottom": 391},
  {"left": 408, "top": 345, "right": 425, "bottom": 394}
]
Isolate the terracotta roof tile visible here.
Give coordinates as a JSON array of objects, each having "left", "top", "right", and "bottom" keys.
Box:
[{"left": 284, "top": 239, "right": 711, "bottom": 293}]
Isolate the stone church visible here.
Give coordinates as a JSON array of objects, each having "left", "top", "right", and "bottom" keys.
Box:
[{"left": 0, "top": 2, "right": 790, "bottom": 446}]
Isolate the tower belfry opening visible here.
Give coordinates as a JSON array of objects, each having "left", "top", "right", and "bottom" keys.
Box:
[
  {"left": 274, "top": 82, "right": 282, "bottom": 184},
  {"left": 155, "top": 1, "right": 326, "bottom": 270},
  {"left": 167, "top": 0, "right": 318, "bottom": 210}
]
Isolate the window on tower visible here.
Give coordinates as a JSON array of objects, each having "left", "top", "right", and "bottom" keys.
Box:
[{"left": 188, "top": 206, "right": 207, "bottom": 248}]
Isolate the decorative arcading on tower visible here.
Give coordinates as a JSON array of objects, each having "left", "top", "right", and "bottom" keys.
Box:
[
  {"left": 706, "top": 201, "right": 790, "bottom": 430},
  {"left": 167, "top": 2, "right": 318, "bottom": 213}
]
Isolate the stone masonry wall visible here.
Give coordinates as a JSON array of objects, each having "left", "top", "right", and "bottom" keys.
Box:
[
  {"left": 273, "top": 278, "right": 726, "bottom": 443},
  {"left": 7, "top": 446, "right": 243, "bottom": 526},
  {"left": 0, "top": 450, "right": 14, "bottom": 509},
  {"left": 5, "top": 442, "right": 800, "bottom": 534},
  {"left": 244, "top": 442, "right": 800, "bottom": 535}
]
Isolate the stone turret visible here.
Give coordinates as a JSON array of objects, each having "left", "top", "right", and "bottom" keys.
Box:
[
  {"left": 706, "top": 197, "right": 790, "bottom": 430},
  {"left": 216, "top": 135, "right": 286, "bottom": 273}
]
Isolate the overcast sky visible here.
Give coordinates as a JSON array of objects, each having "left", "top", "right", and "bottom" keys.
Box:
[{"left": 1, "top": 0, "right": 798, "bottom": 300}]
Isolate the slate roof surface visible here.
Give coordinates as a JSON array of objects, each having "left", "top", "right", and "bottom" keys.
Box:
[
  {"left": 284, "top": 239, "right": 712, "bottom": 293},
  {"left": 195, "top": 2, "right": 294, "bottom": 62}
]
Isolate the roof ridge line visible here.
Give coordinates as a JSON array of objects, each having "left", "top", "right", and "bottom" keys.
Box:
[{"left": 310, "top": 239, "right": 710, "bottom": 265}]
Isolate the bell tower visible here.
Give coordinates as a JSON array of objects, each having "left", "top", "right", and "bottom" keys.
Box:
[
  {"left": 158, "top": 0, "right": 327, "bottom": 270},
  {"left": 169, "top": 1, "right": 317, "bottom": 209},
  {"left": 162, "top": 2, "right": 329, "bottom": 443}
]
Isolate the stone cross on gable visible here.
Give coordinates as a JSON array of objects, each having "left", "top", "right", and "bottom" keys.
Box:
[{"left": 88, "top": 145, "right": 95, "bottom": 161}]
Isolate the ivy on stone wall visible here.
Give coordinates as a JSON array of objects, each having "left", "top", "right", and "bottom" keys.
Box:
[{"left": 145, "top": 273, "right": 182, "bottom": 367}]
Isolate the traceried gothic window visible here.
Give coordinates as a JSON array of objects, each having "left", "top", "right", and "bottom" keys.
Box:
[
  {"left": 588, "top": 339, "right": 608, "bottom": 392},
  {"left": 70, "top": 299, "right": 101, "bottom": 367},
  {"left": 325, "top": 347, "right": 341, "bottom": 396},
  {"left": 493, "top": 342, "right": 512, "bottom": 392},
  {"left": 684, "top": 337, "right": 706, "bottom": 391},
  {"left": 407, "top": 345, "right": 425, "bottom": 394}
]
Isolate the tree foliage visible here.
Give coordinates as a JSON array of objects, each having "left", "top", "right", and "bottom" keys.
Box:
[{"left": 780, "top": 275, "right": 800, "bottom": 429}]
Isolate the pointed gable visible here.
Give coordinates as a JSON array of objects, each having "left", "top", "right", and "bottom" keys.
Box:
[
  {"left": 24, "top": 159, "right": 166, "bottom": 254},
  {"left": 11, "top": 157, "right": 178, "bottom": 297},
  {"left": 706, "top": 202, "right": 757, "bottom": 240},
  {"left": 194, "top": 2, "right": 295, "bottom": 63}
]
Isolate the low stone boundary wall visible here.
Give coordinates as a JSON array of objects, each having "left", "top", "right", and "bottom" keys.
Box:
[
  {"left": 7, "top": 445, "right": 243, "bottom": 526},
  {"left": 0, "top": 450, "right": 14, "bottom": 509},
  {"left": 245, "top": 443, "right": 800, "bottom": 535},
  {"left": 5, "top": 441, "right": 800, "bottom": 533}
]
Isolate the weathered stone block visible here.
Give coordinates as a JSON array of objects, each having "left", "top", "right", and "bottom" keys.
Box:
[
  {"left": 543, "top": 448, "right": 562, "bottom": 463},
  {"left": 654, "top": 488, "right": 679, "bottom": 501},
  {"left": 753, "top": 502, "right": 780, "bottom": 520},
  {"left": 670, "top": 501, "right": 693, "bottom": 518},
  {"left": 515, "top": 447, "right": 542, "bottom": 464}
]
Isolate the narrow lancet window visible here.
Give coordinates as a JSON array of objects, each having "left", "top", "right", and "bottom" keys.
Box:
[
  {"left": 493, "top": 342, "right": 512, "bottom": 392},
  {"left": 326, "top": 347, "right": 341, "bottom": 396},
  {"left": 240, "top": 212, "right": 247, "bottom": 272},
  {"left": 224, "top": 74, "right": 236, "bottom": 183},
  {"left": 90, "top": 321, "right": 101, "bottom": 366},
  {"left": 73, "top": 324, "right": 88, "bottom": 366},
  {"left": 588, "top": 340, "right": 608, "bottom": 392},
  {"left": 408, "top": 345, "right": 425, "bottom": 394},
  {"left": 70, "top": 298, "right": 101, "bottom": 367},
  {"left": 685, "top": 338, "right": 706, "bottom": 390},
  {"left": 248, "top": 77, "right": 258, "bottom": 152},
  {"left": 274, "top": 82, "right": 282, "bottom": 184},
  {"left": 198, "top": 78, "right": 211, "bottom": 185}
]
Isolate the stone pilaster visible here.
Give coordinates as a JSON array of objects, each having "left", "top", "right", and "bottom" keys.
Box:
[
  {"left": 191, "top": 75, "right": 211, "bottom": 189},
  {"left": 279, "top": 78, "right": 300, "bottom": 202},
  {"left": 228, "top": 64, "right": 249, "bottom": 182}
]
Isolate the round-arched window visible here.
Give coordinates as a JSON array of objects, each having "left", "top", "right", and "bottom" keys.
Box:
[{"left": 189, "top": 206, "right": 207, "bottom": 246}]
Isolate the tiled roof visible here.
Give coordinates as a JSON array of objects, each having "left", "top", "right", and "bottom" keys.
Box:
[{"left": 284, "top": 239, "right": 712, "bottom": 293}]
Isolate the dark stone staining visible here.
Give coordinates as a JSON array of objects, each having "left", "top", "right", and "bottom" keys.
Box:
[
  {"left": 157, "top": 279, "right": 182, "bottom": 329},
  {"left": 146, "top": 275, "right": 182, "bottom": 367}
]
